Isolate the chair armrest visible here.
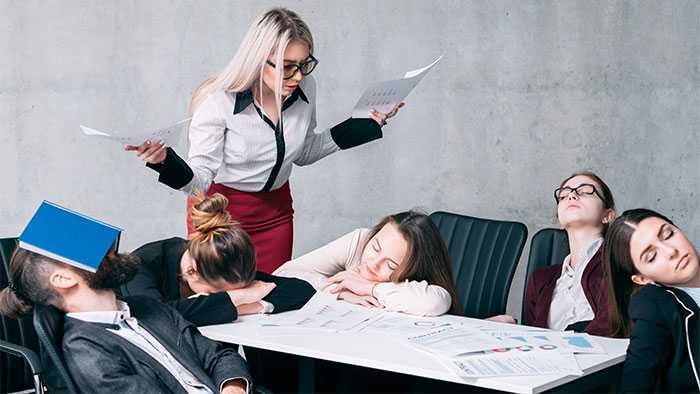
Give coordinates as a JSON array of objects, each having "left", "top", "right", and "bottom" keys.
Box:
[{"left": 0, "top": 338, "right": 42, "bottom": 375}]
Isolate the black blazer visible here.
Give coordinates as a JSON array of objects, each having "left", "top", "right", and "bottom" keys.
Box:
[
  {"left": 622, "top": 285, "right": 700, "bottom": 393},
  {"left": 118, "top": 237, "right": 315, "bottom": 326},
  {"left": 62, "top": 296, "right": 251, "bottom": 393}
]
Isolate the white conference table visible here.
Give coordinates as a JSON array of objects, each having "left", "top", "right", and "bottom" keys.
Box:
[{"left": 201, "top": 313, "right": 629, "bottom": 394}]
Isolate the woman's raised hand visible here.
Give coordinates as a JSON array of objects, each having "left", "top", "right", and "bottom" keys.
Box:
[
  {"left": 124, "top": 140, "right": 167, "bottom": 164},
  {"left": 370, "top": 102, "right": 405, "bottom": 127}
]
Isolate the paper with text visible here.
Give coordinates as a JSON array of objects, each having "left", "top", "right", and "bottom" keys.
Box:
[
  {"left": 80, "top": 118, "right": 190, "bottom": 146},
  {"left": 351, "top": 56, "right": 441, "bottom": 118},
  {"left": 261, "top": 293, "right": 382, "bottom": 332}
]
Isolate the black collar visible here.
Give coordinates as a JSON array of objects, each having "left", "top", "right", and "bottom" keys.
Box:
[{"left": 233, "top": 86, "right": 308, "bottom": 115}]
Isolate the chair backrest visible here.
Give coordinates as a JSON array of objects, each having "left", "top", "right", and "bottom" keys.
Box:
[
  {"left": 33, "top": 304, "right": 78, "bottom": 393},
  {"left": 429, "top": 211, "right": 528, "bottom": 318},
  {"left": 0, "top": 237, "right": 42, "bottom": 393},
  {"left": 521, "top": 228, "right": 569, "bottom": 324}
]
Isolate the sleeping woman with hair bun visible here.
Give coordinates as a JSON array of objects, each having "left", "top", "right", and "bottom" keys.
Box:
[{"left": 118, "top": 193, "right": 316, "bottom": 326}]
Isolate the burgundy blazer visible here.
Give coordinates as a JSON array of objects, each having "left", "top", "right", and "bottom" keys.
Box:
[{"left": 524, "top": 248, "right": 613, "bottom": 337}]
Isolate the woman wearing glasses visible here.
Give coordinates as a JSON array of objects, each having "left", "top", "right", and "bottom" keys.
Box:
[
  {"left": 125, "top": 8, "right": 402, "bottom": 273},
  {"left": 490, "top": 171, "right": 616, "bottom": 337}
]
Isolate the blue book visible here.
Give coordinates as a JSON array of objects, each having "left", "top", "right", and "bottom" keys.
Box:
[{"left": 19, "top": 201, "right": 122, "bottom": 272}]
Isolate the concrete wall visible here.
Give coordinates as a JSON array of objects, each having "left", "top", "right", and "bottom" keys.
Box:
[{"left": 2, "top": 0, "right": 698, "bottom": 318}]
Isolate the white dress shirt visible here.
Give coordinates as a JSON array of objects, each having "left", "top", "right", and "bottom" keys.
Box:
[
  {"left": 547, "top": 238, "right": 603, "bottom": 331},
  {"left": 184, "top": 75, "right": 339, "bottom": 193}
]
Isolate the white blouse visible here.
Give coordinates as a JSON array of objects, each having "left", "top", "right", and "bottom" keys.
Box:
[
  {"left": 147, "top": 76, "right": 384, "bottom": 193},
  {"left": 273, "top": 228, "right": 453, "bottom": 316},
  {"left": 547, "top": 238, "right": 603, "bottom": 330}
]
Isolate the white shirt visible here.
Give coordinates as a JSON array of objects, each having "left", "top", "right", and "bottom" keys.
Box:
[
  {"left": 547, "top": 238, "right": 603, "bottom": 331},
  {"left": 68, "top": 301, "right": 245, "bottom": 393},
  {"left": 183, "top": 75, "right": 339, "bottom": 193}
]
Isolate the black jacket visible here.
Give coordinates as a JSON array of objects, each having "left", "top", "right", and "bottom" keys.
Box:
[
  {"left": 63, "top": 296, "right": 251, "bottom": 393},
  {"left": 118, "top": 237, "right": 315, "bottom": 326},
  {"left": 622, "top": 285, "right": 700, "bottom": 393}
]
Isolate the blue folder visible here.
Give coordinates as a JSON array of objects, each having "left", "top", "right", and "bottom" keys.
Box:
[{"left": 19, "top": 201, "right": 122, "bottom": 272}]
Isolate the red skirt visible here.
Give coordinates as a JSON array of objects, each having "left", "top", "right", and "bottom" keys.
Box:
[{"left": 186, "top": 182, "right": 294, "bottom": 274}]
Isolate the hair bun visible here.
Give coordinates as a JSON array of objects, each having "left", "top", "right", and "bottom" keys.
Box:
[{"left": 190, "top": 193, "right": 235, "bottom": 236}]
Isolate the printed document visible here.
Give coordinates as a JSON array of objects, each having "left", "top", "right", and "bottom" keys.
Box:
[
  {"left": 445, "top": 347, "right": 583, "bottom": 378},
  {"left": 261, "top": 293, "right": 381, "bottom": 332},
  {"left": 352, "top": 56, "right": 441, "bottom": 118},
  {"left": 80, "top": 118, "right": 190, "bottom": 146},
  {"left": 407, "top": 325, "right": 523, "bottom": 358}
]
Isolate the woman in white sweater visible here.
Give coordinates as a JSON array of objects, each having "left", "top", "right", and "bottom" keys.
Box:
[{"left": 274, "top": 210, "right": 458, "bottom": 316}]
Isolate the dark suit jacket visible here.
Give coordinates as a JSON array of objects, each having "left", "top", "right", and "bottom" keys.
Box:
[
  {"left": 119, "top": 237, "right": 315, "bottom": 326},
  {"left": 524, "top": 248, "right": 612, "bottom": 337},
  {"left": 62, "top": 296, "right": 251, "bottom": 393},
  {"left": 622, "top": 285, "right": 700, "bottom": 393}
]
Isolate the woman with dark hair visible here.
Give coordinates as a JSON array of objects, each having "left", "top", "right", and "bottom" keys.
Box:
[
  {"left": 604, "top": 208, "right": 700, "bottom": 393},
  {"left": 490, "top": 171, "right": 616, "bottom": 336},
  {"left": 274, "top": 210, "right": 459, "bottom": 316},
  {"left": 119, "top": 192, "right": 316, "bottom": 326}
]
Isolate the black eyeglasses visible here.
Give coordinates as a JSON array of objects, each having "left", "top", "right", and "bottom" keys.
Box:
[
  {"left": 553, "top": 183, "right": 603, "bottom": 203},
  {"left": 266, "top": 55, "right": 319, "bottom": 80}
]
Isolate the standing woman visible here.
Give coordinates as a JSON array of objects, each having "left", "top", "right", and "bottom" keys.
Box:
[{"left": 126, "top": 8, "right": 402, "bottom": 273}]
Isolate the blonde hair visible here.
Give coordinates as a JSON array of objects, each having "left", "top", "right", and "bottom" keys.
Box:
[
  {"left": 189, "top": 8, "right": 314, "bottom": 121},
  {"left": 188, "top": 193, "right": 256, "bottom": 285}
]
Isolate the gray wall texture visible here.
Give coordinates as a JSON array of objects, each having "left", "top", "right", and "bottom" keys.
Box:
[{"left": 2, "top": 0, "right": 698, "bottom": 318}]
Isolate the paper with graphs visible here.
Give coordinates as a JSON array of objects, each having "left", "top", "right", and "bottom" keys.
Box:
[
  {"left": 80, "top": 118, "right": 190, "bottom": 146},
  {"left": 351, "top": 56, "right": 441, "bottom": 118}
]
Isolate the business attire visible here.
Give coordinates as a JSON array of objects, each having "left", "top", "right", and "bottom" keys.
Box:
[
  {"left": 621, "top": 285, "right": 700, "bottom": 393},
  {"left": 524, "top": 238, "right": 613, "bottom": 336},
  {"left": 119, "top": 237, "right": 316, "bottom": 326},
  {"left": 146, "top": 76, "right": 384, "bottom": 273},
  {"left": 274, "top": 228, "right": 452, "bottom": 316},
  {"left": 63, "top": 296, "right": 252, "bottom": 393}
]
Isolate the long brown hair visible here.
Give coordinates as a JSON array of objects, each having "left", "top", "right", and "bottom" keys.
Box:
[
  {"left": 604, "top": 208, "right": 674, "bottom": 338},
  {"left": 0, "top": 248, "right": 138, "bottom": 319},
  {"left": 364, "top": 210, "right": 460, "bottom": 314},
  {"left": 187, "top": 193, "right": 256, "bottom": 285}
]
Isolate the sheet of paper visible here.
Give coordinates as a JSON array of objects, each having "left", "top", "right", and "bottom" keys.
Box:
[
  {"left": 407, "top": 325, "right": 523, "bottom": 358},
  {"left": 80, "top": 118, "right": 190, "bottom": 146},
  {"left": 358, "top": 312, "right": 452, "bottom": 336},
  {"left": 445, "top": 347, "right": 583, "bottom": 378},
  {"left": 492, "top": 332, "right": 607, "bottom": 355},
  {"left": 260, "top": 293, "right": 381, "bottom": 332},
  {"left": 352, "top": 56, "right": 442, "bottom": 118}
]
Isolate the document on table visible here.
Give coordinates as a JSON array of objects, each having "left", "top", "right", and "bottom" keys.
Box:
[
  {"left": 80, "top": 118, "right": 190, "bottom": 146},
  {"left": 445, "top": 347, "right": 583, "bottom": 378},
  {"left": 261, "top": 293, "right": 381, "bottom": 332},
  {"left": 358, "top": 312, "right": 452, "bottom": 336},
  {"left": 407, "top": 325, "right": 523, "bottom": 358},
  {"left": 351, "top": 56, "right": 441, "bottom": 118},
  {"left": 491, "top": 332, "right": 607, "bottom": 355}
]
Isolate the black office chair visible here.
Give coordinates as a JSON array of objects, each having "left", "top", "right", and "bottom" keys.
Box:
[
  {"left": 429, "top": 211, "right": 528, "bottom": 318},
  {"left": 33, "top": 304, "right": 78, "bottom": 393},
  {"left": 0, "top": 237, "right": 44, "bottom": 394},
  {"left": 521, "top": 228, "right": 569, "bottom": 324}
]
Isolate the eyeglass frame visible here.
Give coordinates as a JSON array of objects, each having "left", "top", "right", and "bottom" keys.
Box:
[
  {"left": 265, "top": 54, "right": 319, "bottom": 80},
  {"left": 553, "top": 183, "right": 604, "bottom": 204}
]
